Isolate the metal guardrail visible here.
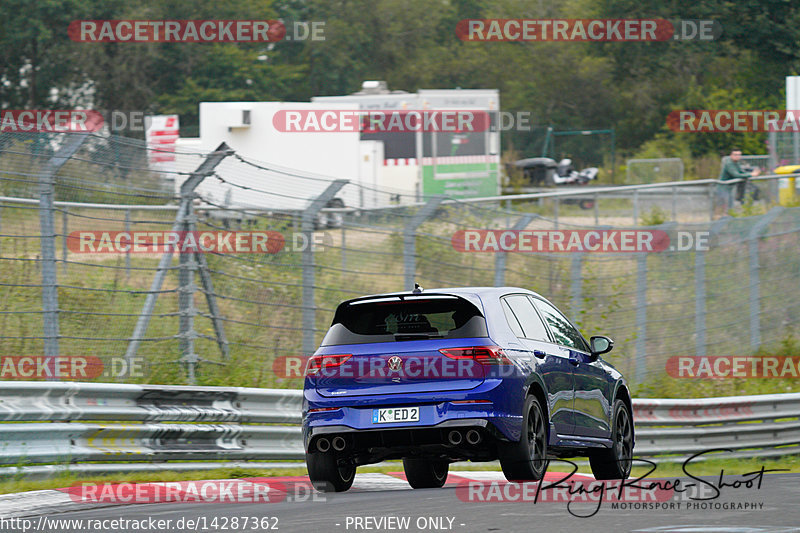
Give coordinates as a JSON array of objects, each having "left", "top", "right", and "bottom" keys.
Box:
[
  {"left": 633, "top": 392, "right": 800, "bottom": 461},
  {"left": 0, "top": 382, "right": 304, "bottom": 470},
  {"left": 0, "top": 383, "right": 798, "bottom": 475}
]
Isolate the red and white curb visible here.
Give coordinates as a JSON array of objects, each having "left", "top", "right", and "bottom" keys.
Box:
[{"left": 0, "top": 471, "right": 586, "bottom": 518}]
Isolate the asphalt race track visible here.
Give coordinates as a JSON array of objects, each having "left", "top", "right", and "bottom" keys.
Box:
[{"left": 8, "top": 471, "right": 800, "bottom": 533}]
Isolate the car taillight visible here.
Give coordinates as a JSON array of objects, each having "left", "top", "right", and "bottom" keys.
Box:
[
  {"left": 307, "top": 407, "right": 340, "bottom": 413},
  {"left": 305, "top": 354, "right": 352, "bottom": 376},
  {"left": 439, "top": 346, "right": 512, "bottom": 365}
]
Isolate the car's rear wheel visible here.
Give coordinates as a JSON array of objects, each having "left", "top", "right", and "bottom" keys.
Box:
[
  {"left": 589, "top": 399, "right": 633, "bottom": 480},
  {"left": 403, "top": 457, "right": 449, "bottom": 489},
  {"left": 306, "top": 452, "right": 356, "bottom": 492},
  {"left": 499, "top": 395, "right": 549, "bottom": 481}
]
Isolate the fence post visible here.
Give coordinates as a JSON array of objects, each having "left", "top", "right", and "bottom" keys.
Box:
[
  {"left": 124, "top": 209, "right": 131, "bottom": 278},
  {"left": 708, "top": 183, "right": 715, "bottom": 221},
  {"left": 494, "top": 214, "right": 533, "bottom": 287},
  {"left": 178, "top": 209, "right": 199, "bottom": 383},
  {"left": 695, "top": 217, "right": 730, "bottom": 357},
  {"left": 768, "top": 130, "right": 778, "bottom": 170},
  {"left": 125, "top": 143, "right": 232, "bottom": 368},
  {"left": 553, "top": 198, "right": 559, "bottom": 229},
  {"left": 748, "top": 207, "right": 784, "bottom": 350},
  {"left": 694, "top": 248, "right": 706, "bottom": 358},
  {"left": 671, "top": 186, "right": 677, "bottom": 222},
  {"left": 570, "top": 253, "right": 584, "bottom": 318},
  {"left": 635, "top": 253, "right": 647, "bottom": 383},
  {"left": 301, "top": 180, "right": 348, "bottom": 357},
  {"left": 633, "top": 189, "right": 640, "bottom": 225},
  {"left": 594, "top": 192, "right": 599, "bottom": 225},
  {"left": 403, "top": 196, "right": 444, "bottom": 291},
  {"left": 341, "top": 225, "right": 346, "bottom": 273},
  {"left": 61, "top": 209, "right": 68, "bottom": 275},
  {"left": 37, "top": 133, "right": 89, "bottom": 361}
]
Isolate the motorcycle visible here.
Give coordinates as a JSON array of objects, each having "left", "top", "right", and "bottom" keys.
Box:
[
  {"left": 552, "top": 158, "right": 599, "bottom": 186},
  {"left": 507, "top": 157, "right": 600, "bottom": 209}
]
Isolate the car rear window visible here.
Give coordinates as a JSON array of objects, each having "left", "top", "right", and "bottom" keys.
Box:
[{"left": 321, "top": 296, "right": 488, "bottom": 345}]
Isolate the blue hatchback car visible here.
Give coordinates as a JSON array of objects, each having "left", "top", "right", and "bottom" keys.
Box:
[{"left": 302, "top": 286, "right": 634, "bottom": 491}]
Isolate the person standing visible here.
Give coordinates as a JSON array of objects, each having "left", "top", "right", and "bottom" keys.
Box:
[{"left": 720, "top": 149, "right": 761, "bottom": 205}]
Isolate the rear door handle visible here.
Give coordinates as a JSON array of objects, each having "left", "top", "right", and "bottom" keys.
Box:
[{"left": 533, "top": 350, "right": 546, "bottom": 359}]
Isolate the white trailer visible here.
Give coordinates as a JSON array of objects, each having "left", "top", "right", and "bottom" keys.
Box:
[{"left": 174, "top": 101, "right": 413, "bottom": 215}]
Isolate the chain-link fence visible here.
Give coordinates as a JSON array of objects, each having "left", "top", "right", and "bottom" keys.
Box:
[{"left": 1, "top": 131, "right": 799, "bottom": 390}]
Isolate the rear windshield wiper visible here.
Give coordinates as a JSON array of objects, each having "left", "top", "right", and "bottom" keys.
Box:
[{"left": 393, "top": 332, "right": 444, "bottom": 341}]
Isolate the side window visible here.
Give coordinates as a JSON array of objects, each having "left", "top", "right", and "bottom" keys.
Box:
[
  {"left": 533, "top": 298, "right": 589, "bottom": 351},
  {"left": 503, "top": 295, "right": 550, "bottom": 341},
  {"left": 501, "top": 299, "right": 525, "bottom": 337}
]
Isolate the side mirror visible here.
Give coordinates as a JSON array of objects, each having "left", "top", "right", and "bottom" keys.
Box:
[{"left": 590, "top": 335, "right": 614, "bottom": 358}]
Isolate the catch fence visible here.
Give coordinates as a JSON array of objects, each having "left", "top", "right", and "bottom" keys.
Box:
[{"left": 1, "top": 132, "right": 799, "bottom": 387}]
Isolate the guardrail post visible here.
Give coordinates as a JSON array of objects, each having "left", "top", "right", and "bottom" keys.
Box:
[
  {"left": 593, "top": 192, "right": 599, "bottom": 225},
  {"left": 635, "top": 253, "right": 647, "bottom": 383},
  {"left": 38, "top": 133, "right": 89, "bottom": 362},
  {"left": 633, "top": 189, "right": 640, "bottom": 225},
  {"left": 301, "top": 180, "right": 348, "bottom": 357},
  {"left": 748, "top": 207, "right": 784, "bottom": 350},
  {"left": 126, "top": 143, "right": 232, "bottom": 369},
  {"left": 494, "top": 214, "right": 533, "bottom": 286},
  {"left": 403, "top": 196, "right": 444, "bottom": 291}
]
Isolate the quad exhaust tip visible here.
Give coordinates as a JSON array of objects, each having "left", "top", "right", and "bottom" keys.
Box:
[
  {"left": 316, "top": 437, "right": 331, "bottom": 453},
  {"left": 447, "top": 430, "right": 463, "bottom": 445},
  {"left": 466, "top": 429, "right": 482, "bottom": 445},
  {"left": 332, "top": 436, "right": 347, "bottom": 451}
]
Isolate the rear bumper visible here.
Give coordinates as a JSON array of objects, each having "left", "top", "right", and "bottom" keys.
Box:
[
  {"left": 303, "top": 418, "right": 505, "bottom": 464},
  {"left": 302, "top": 400, "right": 521, "bottom": 453}
]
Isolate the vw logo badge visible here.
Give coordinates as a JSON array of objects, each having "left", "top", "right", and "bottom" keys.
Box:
[{"left": 387, "top": 356, "right": 403, "bottom": 372}]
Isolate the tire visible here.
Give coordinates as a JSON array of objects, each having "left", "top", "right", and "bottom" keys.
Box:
[
  {"left": 306, "top": 451, "right": 356, "bottom": 492},
  {"left": 402, "top": 457, "right": 449, "bottom": 489},
  {"left": 589, "top": 399, "right": 633, "bottom": 480},
  {"left": 499, "top": 395, "right": 549, "bottom": 481}
]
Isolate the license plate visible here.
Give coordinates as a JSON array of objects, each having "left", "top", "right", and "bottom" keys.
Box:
[{"left": 372, "top": 407, "right": 420, "bottom": 424}]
